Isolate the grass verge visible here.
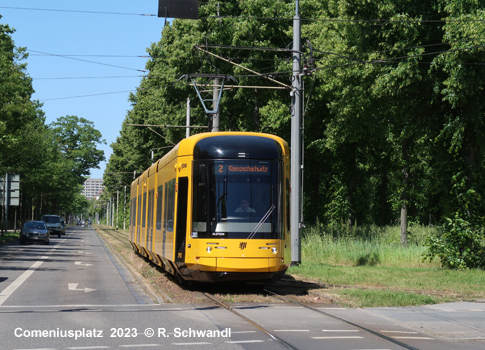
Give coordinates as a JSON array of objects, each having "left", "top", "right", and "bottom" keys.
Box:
[
  {"left": 0, "top": 231, "right": 19, "bottom": 245},
  {"left": 288, "top": 224, "right": 485, "bottom": 307}
]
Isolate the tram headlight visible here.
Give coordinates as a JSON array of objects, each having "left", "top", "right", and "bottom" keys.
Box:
[
  {"left": 271, "top": 247, "right": 277, "bottom": 254},
  {"left": 206, "top": 246, "right": 212, "bottom": 253}
]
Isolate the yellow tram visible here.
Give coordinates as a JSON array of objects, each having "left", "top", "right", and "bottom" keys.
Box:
[{"left": 129, "top": 132, "right": 291, "bottom": 283}]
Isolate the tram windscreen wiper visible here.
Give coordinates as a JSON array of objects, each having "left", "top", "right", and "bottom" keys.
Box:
[
  {"left": 247, "top": 204, "right": 275, "bottom": 239},
  {"left": 216, "top": 192, "right": 227, "bottom": 220},
  {"left": 216, "top": 175, "right": 228, "bottom": 220}
]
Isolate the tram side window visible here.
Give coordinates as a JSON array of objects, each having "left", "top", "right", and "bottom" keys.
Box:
[
  {"left": 156, "top": 185, "right": 163, "bottom": 230},
  {"left": 137, "top": 195, "right": 141, "bottom": 228},
  {"left": 148, "top": 189, "right": 154, "bottom": 230},
  {"left": 164, "top": 179, "right": 176, "bottom": 232},
  {"left": 142, "top": 192, "right": 147, "bottom": 228},
  {"left": 130, "top": 198, "right": 135, "bottom": 227}
]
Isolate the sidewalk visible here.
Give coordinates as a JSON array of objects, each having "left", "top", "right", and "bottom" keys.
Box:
[{"left": 365, "top": 301, "right": 485, "bottom": 349}]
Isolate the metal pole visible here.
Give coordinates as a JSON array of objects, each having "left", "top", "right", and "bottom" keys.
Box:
[
  {"left": 212, "top": 77, "right": 220, "bottom": 132},
  {"left": 186, "top": 98, "right": 191, "bottom": 138},
  {"left": 290, "top": 0, "right": 302, "bottom": 265},
  {"left": 2, "top": 174, "right": 6, "bottom": 234},
  {"left": 4, "top": 174, "right": 9, "bottom": 234},
  {"left": 116, "top": 190, "right": 119, "bottom": 229},
  {"left": 111, "top": 197, "right": 115, "bottom": 227}
]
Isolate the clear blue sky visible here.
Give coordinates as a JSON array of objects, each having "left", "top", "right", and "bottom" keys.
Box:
[{"left": 0, "top": 1, "right": 165, "bottom": 178}]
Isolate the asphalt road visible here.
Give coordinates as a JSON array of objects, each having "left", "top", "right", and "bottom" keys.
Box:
[{"left": 0, "top": 225, "right": 484, "bottom": 350}]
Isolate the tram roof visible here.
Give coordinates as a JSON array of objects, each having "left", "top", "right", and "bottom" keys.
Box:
[{"left": 132, "top": 132, "right": 288, "bottom": 186}]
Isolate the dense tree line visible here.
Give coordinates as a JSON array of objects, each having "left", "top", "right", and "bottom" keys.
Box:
[
  {"left": 102, "top": 0, "right": 484, "bottom": 268},
  {"left": 0, "top": 19, "right": 105, "bottom": 226}
]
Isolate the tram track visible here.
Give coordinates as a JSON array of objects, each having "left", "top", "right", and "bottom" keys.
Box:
[
  {"left": 201, "top": 291, "right": 299, "bottom": 350},
  {"left": 198, "top": 288, "right": 422, "bottom": 350},
  {"left": 195, "top": 288, "right": 419, "bottom": 350},
  {"left": 262, "top": 288, "right": 421, "bottom": 350},
  {"left": 97, "top": 226, "right": 131, "bottom": 248}
]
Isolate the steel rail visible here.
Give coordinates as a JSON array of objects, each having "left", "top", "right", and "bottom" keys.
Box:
[
  {"left": 263, "top": 288, "right": 420, "bottom": 350},
  {"left": 203, "top": 292, "right": 298, "bottom": 350}
]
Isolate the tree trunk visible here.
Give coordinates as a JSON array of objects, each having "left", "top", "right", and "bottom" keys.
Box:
[
  {"left": 400, "top": 137, "right": 410, "bottom": 247},
  {"left": 400, "top": 202, "right": 408, "bottom": 247}
]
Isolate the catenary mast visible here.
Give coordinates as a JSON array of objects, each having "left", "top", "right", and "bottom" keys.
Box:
[{"left": 290, "top": 0, "right": 302, "bottom": 265}]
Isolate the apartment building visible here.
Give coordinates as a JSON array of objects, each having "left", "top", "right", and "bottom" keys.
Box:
[{"left": 81, "top": 178, "right": 104, "bottom": 200}]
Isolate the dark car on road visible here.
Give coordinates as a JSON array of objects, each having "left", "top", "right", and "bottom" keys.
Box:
[{"left": 19, "top": 221, "right": 50, "bottom": 245}]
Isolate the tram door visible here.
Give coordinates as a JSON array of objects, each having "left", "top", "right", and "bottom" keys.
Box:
[
  {"left": 141, "top": 191, "right": 146, "bottom": 246},
  {"left": 147, "top": 189, "right": 154, "bottom": 251},
  {"left": 137, "top": 193, "right": 142, "bottom": 245},
  {"left": 163, "top": 179, "right": 176, "bottom": 258}
]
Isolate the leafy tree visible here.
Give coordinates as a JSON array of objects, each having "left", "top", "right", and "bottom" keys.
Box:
[
  {"left": 49, "top": 115, "right": 106, "bottom": 183},
  {"left": 301, "top": 1, "right": 441, "bottom": 235},
  {"left": 0, "top": 20, "right": 52, "bottom": 222},
  {"left": 0, "top": 21, "right": 39, "bottom": 173},
  {"left": 421, "top": 1, "right": 485, "bottom": 267}
]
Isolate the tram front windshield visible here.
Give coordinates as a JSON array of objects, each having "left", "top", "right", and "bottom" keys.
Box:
[{"left": 192, "top": 159, "right": 283, "bottom": 239}]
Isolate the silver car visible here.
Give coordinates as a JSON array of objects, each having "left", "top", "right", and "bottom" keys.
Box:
[
  {"left": 19, "top": 221, "right": 50, "bottom": 245},
  {"left": 42, "top": 215, "right": 62, "bottom": 237}
]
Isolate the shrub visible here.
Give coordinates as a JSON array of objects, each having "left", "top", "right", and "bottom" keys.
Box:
[{"left": 424, "top": 213, "right": 485, "bottom": 269}]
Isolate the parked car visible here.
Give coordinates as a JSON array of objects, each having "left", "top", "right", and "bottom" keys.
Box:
[
  {"left": 19, "top": 221, "right": 50, "bottom": 245},
  {"left": 42, "top": 215, "right": 62, "bottom": 237}
]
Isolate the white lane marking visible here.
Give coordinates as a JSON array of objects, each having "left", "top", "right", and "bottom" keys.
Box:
[
  {"left": 75, "top": 261, "right": 93, "bottom": 267},
  {"left": 393, "top": 336, "right": 435, "bottom": 340},
  {"left": 323, "top": 329, "right": 360, "bottom": 332},
  {"left": 0, "top": 258, "right": 46, "bottom": 305},
  {"left": 230, "top": 330, "right": 257, "bottom": 334},
  {"left": 380, "top": 331, "right": 418, "bottom": 334},
  {"left": 225, "top": 340, "right": 265, "bottom": 343},
  {"left": 380, "top": 331, "right": 435, "bottom": 340},
  {"left": 68, "top": 283, "right": 97, "bottom": 293},
  {"left": 172, "top": 342, "right": 213, "bottom": 345},
  {"left": 68, "top": 347, "right": 110, "bottom": 349},
  {"left": 14, "top": 348, "right": 57, "bottom": 350},
  {"left": 311, "top": 336, "right": 364, "bottom": 339},
  {"left": 119, "top": 345, "right": 160, "bottom": 348},
  {"left": 274, "top": 329, "right": 310, "bottom": 332}
]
